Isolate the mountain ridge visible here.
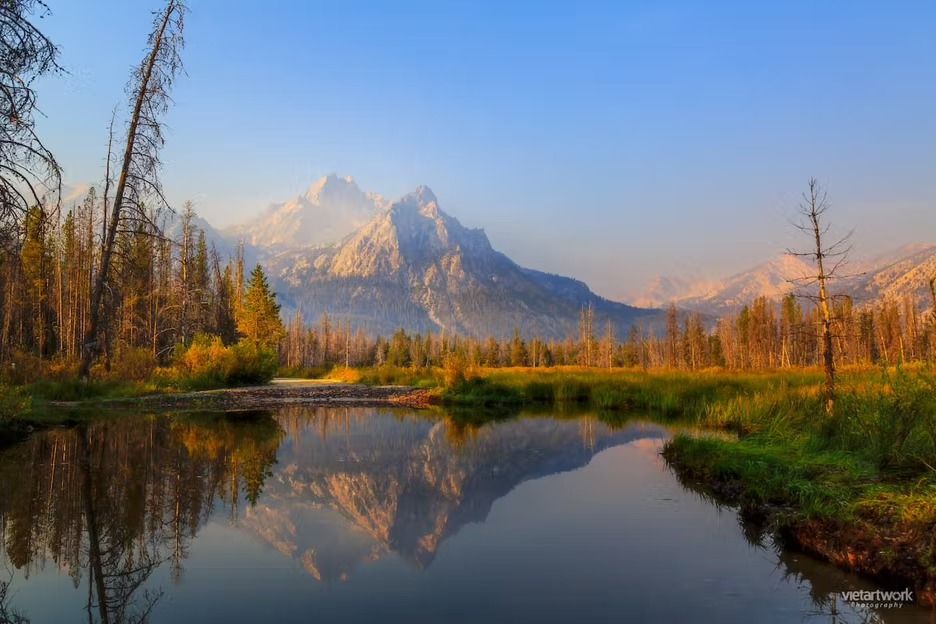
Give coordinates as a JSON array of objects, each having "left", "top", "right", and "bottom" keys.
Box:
[
  {"left": 634, "top": 245, "right": 936, "bottom": 315},
  {"left": 263, "top": 181, "right": 662, "bottom": 338}
]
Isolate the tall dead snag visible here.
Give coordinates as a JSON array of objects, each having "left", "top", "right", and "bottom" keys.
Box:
[
  {"left": 787, "top": 178, "right": 851, "bottom": 415},
  {"left": 0, "top": 0, "right": 62, "bottom": 245},
  {"left": 79, "top": 1, "right": 186, "bottom": 379},
  {"left": 929, "top": 275, "right": 936, "bottom": 325}
]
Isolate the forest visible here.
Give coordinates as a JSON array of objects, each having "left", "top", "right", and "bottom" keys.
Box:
[{"left": 0, "top": 0, "right": 935, "bottom": 416}]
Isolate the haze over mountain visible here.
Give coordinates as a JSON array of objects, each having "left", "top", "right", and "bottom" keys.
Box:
[
  {"left": 262, "top": 181, "right": 661, "bottom": 338},
  {"left": 178, "top": 173, "right": 936, "bottom": 332},
  {"left": 163, "top": 175, "right": 662, "bottom": 338},
  {"left": 634, "top": 245, "right": 936, "bottom": 316},
  {"left": 224, "top": 174, "right": 387, "bottom": 249}
]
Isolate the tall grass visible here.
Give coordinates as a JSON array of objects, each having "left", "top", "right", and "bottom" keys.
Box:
[{"left": 437, "top": 365, "right": 936, "bottom": 475}]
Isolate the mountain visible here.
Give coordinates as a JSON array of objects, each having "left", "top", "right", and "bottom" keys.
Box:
[
  {"left": 635, "top": 245, "right": 936, "bottom": 316},
  {"left": 266, "top": 185, "right": 663, "bottom": 338},
  {"left": 844, "top": 244, "right": 936, "bottom": 307},
  {"left": 238, "top": 410, "right": 668, "bottom": 581},
  {"left": 225, "top": 174, "right": 387, "bottom": 249},
  {"left": 631, "top": 275, "right": 720, "bottom": 309}
]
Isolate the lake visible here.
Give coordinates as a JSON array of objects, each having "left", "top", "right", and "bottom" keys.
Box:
[{"left": 0, "top": 407, "right": 931, "bottom": 623}]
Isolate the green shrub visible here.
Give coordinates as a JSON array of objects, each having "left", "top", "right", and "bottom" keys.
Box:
[
  {"left": 0, "top": 384, "right": 29, "bottom": 422},
  {"left": 227, "top": 340, "right": 279, "bottom": 384}
]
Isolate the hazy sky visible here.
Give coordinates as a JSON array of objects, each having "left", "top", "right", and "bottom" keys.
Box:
[{"left": 34, "top": 1, "right": 936, "bottom": 300}]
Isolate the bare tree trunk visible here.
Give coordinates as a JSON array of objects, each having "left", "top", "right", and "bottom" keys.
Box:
[
  {"left": 788, "top": 178, "right": 849, "bottom": 416},
  {"left": 79, "top": 1, "right": 184, "bottom": 379}
]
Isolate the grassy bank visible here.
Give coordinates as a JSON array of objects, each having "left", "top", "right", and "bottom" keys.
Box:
[
  {"left": 4, "top": 358, "right": 935, "bottom": 600},
  {"left": 655, "top": 367, "right": 936, "bottom": 606},
  {"left": 338, "top": 363, "right": 936, "bottom": 603}
]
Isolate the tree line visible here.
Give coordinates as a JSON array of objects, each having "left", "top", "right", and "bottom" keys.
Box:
[
  {"left": 0, "top": 196, "right": 285, "bottom": 380},
  {"left": 1, "top": 1, "right": 934, "bottom": 390},
  {"left": 278, "top": 293, "right": 936, "bottom": 373}
]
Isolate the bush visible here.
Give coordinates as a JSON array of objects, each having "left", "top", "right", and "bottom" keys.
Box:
[
  {"left": 173, "top": 334, "right": 278, "bottom": 389},
  {"left": 329, "top": 367, "right": 362, "bottom": 383},
  {"left": 442, "top": 353, "right": 467, "bottom": 388},
  {"left": 227, "top": 340, "right": 279, "bottom": 384},
  {"left": 1, "top": 350, "right": 47, "bottom": 385},
  {"left": 110, "top": 345, "right": 157, "bottom": 381},
  {"left": 0, "top": 384, "right": 29, "bottom": 422}
]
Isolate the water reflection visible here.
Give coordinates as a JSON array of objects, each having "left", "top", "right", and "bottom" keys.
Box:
[
  {"left": 251, "top": 407, "right": 665, "bottom": 577},
  {"left": 0, "top": 408, "right": 931, "bottom": 623},
  {"left": 0, "top": 413, "right": 281, "bottom": 623}
]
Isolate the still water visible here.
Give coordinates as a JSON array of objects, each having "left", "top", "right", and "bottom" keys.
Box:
[{"left": 0, "top": 407, "right": 931, "bottom": 623}]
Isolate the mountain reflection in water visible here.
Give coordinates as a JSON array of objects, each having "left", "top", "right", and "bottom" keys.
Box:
[{"left": 0, "top": 408, "right": 930, "bottom": 624}]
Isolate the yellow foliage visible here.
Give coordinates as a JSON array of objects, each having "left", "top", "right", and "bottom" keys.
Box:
[{"left": 329, "top": 367, "right": 362, "bottom": 383}]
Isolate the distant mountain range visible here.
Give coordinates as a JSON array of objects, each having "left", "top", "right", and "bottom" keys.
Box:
[
  {"left": 192, "top": 175, "right": 663, "bottom": 338},
  {"left": 633, "top": 244, "right": 936, "bottom": 316},
  {"left": 172, "top": 174, "right": 935, "bottom": 333}
]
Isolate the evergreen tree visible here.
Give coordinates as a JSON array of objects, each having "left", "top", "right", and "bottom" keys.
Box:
[{"left": 237, "top": 265, "right": 284, "bottom": 347}]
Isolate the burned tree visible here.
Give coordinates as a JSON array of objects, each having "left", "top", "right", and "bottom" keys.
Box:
[
  {"left": 0, "top": 0, "right": 62, "bottom": 246},
  {"left": 787, "top": 178, "right": 851, "bottom": 415},
  {"left": 79, "top": 0, "right": 186, "bottom": 379}
]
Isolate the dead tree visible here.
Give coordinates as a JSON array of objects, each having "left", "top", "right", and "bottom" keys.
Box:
[
  {"left": 79, "top": 1, "right": 186, "bottom": 379},
  {"left": 787, "top": 178, "right": 851, "bottom": 415},
  {"left": 929, "top": 275, "right": 936, "bottom": 325},
  {"left": 0, "top": 0, "right": 62, "bottom": 246}
]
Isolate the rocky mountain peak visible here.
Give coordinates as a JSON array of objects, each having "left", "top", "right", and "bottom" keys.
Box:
[{"left": 225, "top": 174, "right": 384, "bottom": 249}]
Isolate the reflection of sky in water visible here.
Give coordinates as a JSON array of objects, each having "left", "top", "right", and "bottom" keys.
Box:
[{"left": 0, "top": 409, "right": 930, "bottom": 624}]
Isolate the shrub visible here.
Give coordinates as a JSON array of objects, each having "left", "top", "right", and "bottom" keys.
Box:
[
  {"left": 330, "top": 366, "right": 363, "bottom": 383},
  {"left": 1, "top": 350, "right": 46, "bottom": 385},
  {"left": 0, "top": 384, "right": 29, "bottom": 422},
  {"left": 442, "top": 353, "right": 467, "bottom": 388},
  {"left": 227, "top": 340, "right": 279, "bottom": 384},
  {"left": 173, "top": 334, "right": 278, "bottom": 389},
  {"left": 110, "top": 345, "right": 157, "bottom": 381}
]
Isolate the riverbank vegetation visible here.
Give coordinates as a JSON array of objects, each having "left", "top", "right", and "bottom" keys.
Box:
[{"left": 299, "top": 363, "right": 936, "bottom": 602}]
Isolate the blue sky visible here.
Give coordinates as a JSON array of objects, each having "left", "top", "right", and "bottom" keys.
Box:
[{"left": 34, "top": 1, "right": 936, "bottom": 299}]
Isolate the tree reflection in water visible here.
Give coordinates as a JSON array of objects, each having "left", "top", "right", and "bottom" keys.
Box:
[
  {"left": 0, "top": 408, "right": 927, "bottom": 624},
  {"left": 0, "top": 412, "right": 283, "bottom": 623}
]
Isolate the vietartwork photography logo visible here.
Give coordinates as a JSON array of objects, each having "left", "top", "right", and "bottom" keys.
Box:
[{"left": 838, "top": 588, "right": 915, "bottom": 609}]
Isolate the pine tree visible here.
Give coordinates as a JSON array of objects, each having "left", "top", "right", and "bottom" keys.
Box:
[{"left": 237, "top": 265, "right": 284, "bottom": 348}]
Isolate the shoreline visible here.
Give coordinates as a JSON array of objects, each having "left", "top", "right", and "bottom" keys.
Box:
[
  {"left": 4, "top": 369, "right": 933, "bottom": 608},
  {"left": 43, "top": 379, "right": 439, "bottom": 412},
  {"left": 662, "top": 439, "right": 936, "bottom": 608}
]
